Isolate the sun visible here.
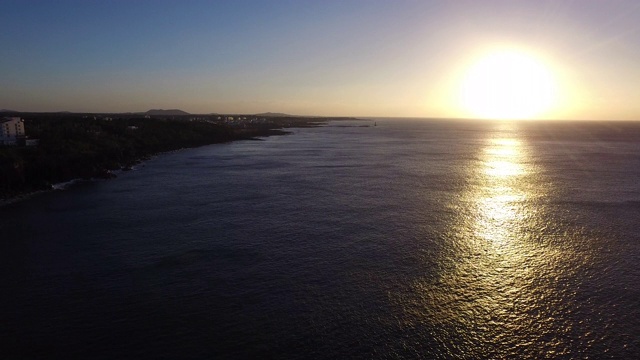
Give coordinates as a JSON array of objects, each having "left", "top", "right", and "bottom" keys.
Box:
[{"left": 458, "top": 49, "right": 558, "bottom": 120}]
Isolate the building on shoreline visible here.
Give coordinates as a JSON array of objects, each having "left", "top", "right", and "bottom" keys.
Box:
[{"left": 1, "top": 117, "right": 25, "bottom": 145}]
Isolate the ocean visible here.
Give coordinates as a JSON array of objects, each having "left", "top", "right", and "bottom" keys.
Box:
[{"left": 1, "top": 119, "right": 639, "bottom": 359}]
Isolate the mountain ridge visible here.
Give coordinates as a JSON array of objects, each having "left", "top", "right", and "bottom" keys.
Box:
[
  {"left": 255, "top": 112, "right": 293, "bottom": 117},
  {"left": 145, "top": 109, "right": 190, "bottom": 116}
]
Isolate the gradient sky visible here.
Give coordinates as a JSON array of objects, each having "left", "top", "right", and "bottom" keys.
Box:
[{"left": 2, "top": 0, "right": 640, "bottom": 119}]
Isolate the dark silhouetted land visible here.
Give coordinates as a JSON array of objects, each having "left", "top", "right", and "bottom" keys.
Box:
[{"left": 0, "top": 112, "right": 354, "bottom": 202}]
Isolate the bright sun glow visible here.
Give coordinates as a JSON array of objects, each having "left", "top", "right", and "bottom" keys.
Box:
[{"left": 459, "top": 49, "right": 558, "bottom": 120}]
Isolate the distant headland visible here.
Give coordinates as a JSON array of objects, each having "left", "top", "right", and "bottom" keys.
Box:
[{"left": 144, "top": 109, "right": 191, "bottom": 116}]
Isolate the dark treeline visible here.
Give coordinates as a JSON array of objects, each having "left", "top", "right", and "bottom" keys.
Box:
[{"left": 0, "top": 113, "right": 333, "bottom": 200}]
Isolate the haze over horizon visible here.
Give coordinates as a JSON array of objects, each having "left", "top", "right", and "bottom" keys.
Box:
[{"left": 2, "top": 0, "right": 640, "bottom": 120}]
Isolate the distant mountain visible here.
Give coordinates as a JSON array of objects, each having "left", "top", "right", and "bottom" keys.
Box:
[
  {"left": 145, "top": 109, "right": 190, "bottom": 116},
  {"left": 255, "top": 112, "right": 292, "bottom": 117},
  {"left": 0, "top": 109, "right": 18, "bottom": 113}
]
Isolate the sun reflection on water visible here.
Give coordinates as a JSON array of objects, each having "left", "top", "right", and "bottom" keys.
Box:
[
  {"left": 475, "top": 137, "right": 529, "bottom": 244},
  {"left": 394, "top": 124, "right": 583, "bottom": 358}
]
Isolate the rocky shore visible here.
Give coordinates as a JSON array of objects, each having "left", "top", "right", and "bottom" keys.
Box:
[{"left": 0, "top": 113, "right": 351, "bottom": 205}]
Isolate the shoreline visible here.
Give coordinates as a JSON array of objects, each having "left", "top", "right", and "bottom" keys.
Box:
[{"left": 0, "top": 120, "right": 327, "bottom": 207}]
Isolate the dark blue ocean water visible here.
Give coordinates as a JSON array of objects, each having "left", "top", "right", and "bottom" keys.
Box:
[{"left": 1, "top": 119, "right": 640, "bottom": 359}]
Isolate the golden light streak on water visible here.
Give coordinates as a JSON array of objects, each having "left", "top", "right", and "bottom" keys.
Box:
[
  {"left": 475, "top": 137, "right": 528, "bottom": 245},
  {"left": 394, "top": 124, "right": 590, "bottom": 358}
]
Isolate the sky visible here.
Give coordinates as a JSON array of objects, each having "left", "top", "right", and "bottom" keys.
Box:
[{"left": 2, "top": 0, "right": 640, "bottom": 120}]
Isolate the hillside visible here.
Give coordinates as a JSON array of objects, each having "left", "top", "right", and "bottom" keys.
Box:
[
  {"left": 255, "top": 112, "right": 292, "bottom": 117},
  {"left": 146, "top": 109, "right": 190, "bottom": 116}
]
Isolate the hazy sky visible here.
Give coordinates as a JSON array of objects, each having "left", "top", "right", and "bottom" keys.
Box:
[{"left": 2, "top": 0, "right": 640, "bottom": 119}]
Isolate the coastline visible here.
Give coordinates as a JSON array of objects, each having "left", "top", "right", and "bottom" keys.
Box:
[{"left": 0, "top": 117, "right": 336, "bottom": 207}]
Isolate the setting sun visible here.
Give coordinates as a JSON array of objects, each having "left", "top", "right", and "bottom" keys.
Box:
[{"left": 458, "top": 49, "right": 558, "bottom": 120}]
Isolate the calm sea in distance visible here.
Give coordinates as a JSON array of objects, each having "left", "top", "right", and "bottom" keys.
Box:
[{"left": 1, "top": 118, "right": 639, "bottom": 359}]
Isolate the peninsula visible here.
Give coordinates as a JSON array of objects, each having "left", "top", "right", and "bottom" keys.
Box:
[{"left": 0, "top": 111, "right": 354, "bottom": 202}]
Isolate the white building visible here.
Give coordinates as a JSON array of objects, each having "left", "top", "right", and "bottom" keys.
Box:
[{"left": 0, "top": 117, "right": 25, "bottom": 145}]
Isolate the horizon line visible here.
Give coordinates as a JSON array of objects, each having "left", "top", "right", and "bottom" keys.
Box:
[{"left": 1, "top": 109, "right": 639, "bottom": 122}]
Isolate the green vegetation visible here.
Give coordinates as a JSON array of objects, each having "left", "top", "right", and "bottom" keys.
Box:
[{"left": 0, "top": 113, "right": 335, "bottom": 200}]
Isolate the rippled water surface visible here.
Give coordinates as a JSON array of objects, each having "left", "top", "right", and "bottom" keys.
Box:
[{"left": 2, "top": 119, "right": 640, "bottom": 359}]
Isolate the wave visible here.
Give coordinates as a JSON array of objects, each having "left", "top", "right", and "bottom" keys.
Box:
[{"left": 51, "top": 179, "right": 85, "bottom": 190}]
